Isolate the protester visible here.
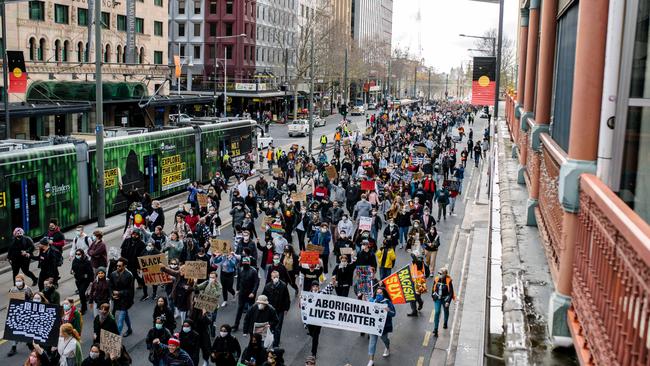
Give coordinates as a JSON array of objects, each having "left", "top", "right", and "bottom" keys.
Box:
[
  {"left": 8, "top": 227, "right": 38, "bottom": 285},
  {"left": 367, "top": 287, "right": 396, "bottom": 365},
  {"left": 432, "top": 267, "right": 456, "bottom": 337}
]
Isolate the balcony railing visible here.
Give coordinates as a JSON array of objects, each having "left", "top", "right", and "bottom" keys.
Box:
[{"left": 569, "top": 174, "right": 650, "bottom": 366}]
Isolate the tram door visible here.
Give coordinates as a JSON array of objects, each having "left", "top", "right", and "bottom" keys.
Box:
[
  {"left": 9, "top": 177, "right": 40, "bottom": 232},
  {"left": 143, "top": 155, "right": 159, "bottom": 193}
]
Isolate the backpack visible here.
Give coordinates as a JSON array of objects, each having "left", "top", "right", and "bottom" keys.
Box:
[
  {"left": 432, "top": 277, "right": 449, "bottom": 301},
  {"left": 55, "top": 248, "right": 64, "bottom": 267}
]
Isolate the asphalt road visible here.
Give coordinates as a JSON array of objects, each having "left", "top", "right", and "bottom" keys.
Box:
[{"left": 0, "top": 112, "right": 487, "bottom": 366}]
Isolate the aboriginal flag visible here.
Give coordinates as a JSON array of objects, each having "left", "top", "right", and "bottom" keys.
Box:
[
  {"left": 472, "top": 56, "right": 496, "bottom": 106},
  {"left": 7, "top": 51, "right": 27, "bottom": 93}
]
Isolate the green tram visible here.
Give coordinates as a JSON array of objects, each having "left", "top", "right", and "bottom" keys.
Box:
[{"left": 0, "top": 120, "right": 257, "bottom": 250}]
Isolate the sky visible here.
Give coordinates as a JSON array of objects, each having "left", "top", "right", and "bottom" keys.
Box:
[{"left": 392, "top": 0, "right": 519, "bottom": 73}]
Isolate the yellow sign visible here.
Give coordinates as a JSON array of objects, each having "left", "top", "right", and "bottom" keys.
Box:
[
  {"left": 12, "top": 68, "right": 22, "bottom": 78},
  {"left": 0, "top": 192, "right": 5, "bottom": 208},
  {"left": 230, "top": 141, "right": 240, "bottom": 156},
  {"left": 478, "top": 75, "right": 490, "bottom": 87},
  {"left": 104, "top": 168, "right": 118, "bottom": 188},
  {"left": 161, "top": 154, "right": 189, "bottom": 191}
]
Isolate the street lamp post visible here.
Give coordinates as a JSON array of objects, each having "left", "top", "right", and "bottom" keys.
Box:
[
  {"left": 460, "top": 27, "right": 502, "bottom": 119},
  {"left": 211, "top": 34, "right": 247, "bottom": 117},
  {"left": 176, "top": 43, "right": 194, "bottom": 123}
]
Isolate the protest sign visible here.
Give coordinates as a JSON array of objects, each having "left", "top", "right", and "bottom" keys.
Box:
[
  {"left": 232, "top": 155, "right": 251, "bottom": 175},
  {"left": 360, "top": 180, "right": 375, "bottom": 191},
  {"left": 100, "top": 330, "right": 122, "bottom": 359},
  {"left": 326, "top": 165, "right": 338, "bottom": 180},
  {"left": 300, "top": 251, "right": 321, "bottom": 265},
  {"left": 181, "top": 261, "right": 207, "bottom": 280},
  {"left": 209, "top": 239, "right": 232, "bottom": 255},
  {"left": 3, "top": 300, "right": 61, "bottom": 346},
  {"left": 353, "top": 266, "right": 374, "bottom": 298},
  {"left": 260, "top": 216, "right": 274, "bottom": 231},
  {"left": 193, "top": 293, "right": 219, "bottom": 312},
  {"left": 272, "top": 167, "right": 283, "bottom": 177},
  {"left": 359, "top": 216, "right": 372, "bottom": 231},
  {"left": 340, "top": 247, "right": 354, "bottom": 256},
  {"left": 306, "top": 243, "right": 325, "bottom": 254},
  {"left": 300, "top": 292, "right": 388, "bottom": 335},
  {"left": 415, "top": 146, "right": 428, "bottom": 155},
  {"left": 197, "top": 194, "right": 209, "bottom": 208},
  {"left": 291, "top": 191, "right": 307, "bottom": 202},
  {"left": 381, "top": 266, "right": 416, "bottom": 304},
  {"left": 8, "top": 292, "right": 25, "bottom": 300},
  {"left": 360, "top": 140, "right": 372, "bottom": 148},
  {"left": 138, "top": 254, "right": 171, "bottom": 285}
]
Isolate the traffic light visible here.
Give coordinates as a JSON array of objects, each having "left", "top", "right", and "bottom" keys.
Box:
[{"left": 340, "top": 104, "right": 347, "bottom": 117}]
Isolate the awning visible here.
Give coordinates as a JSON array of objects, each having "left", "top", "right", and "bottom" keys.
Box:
[
  {"left": 147, "top": 95, "right": 215, "bottom": 107},
  {"left": 227, "top": 91, "right": 286, "bottom": 98},
  {"left": 26, "top": 81, "right": 148, "bottom": 102},
  {"left": 0, "top": 101, "right": 92, "bottom": 118}
]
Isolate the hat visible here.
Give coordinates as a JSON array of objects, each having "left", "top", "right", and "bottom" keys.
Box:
[
  {"left": 242, "top": 257, "right": 251, "bottom": 264},
  {"left": 168, "top": 338, "right": 180, "bottom": 346},
  {"left": 13, "top": 228, "right": 24, "bottom": 236},
  {"left": 310, "top": 280, "right": 320, "bottom": 288},
  {"left": 305, "top": 355, "right": 317, "bottom": 364},
  {"left": 96, "top": 267, "right": 107, "bottom": 274},
  {"left": 39, "top": 237, "right": 49, "bottom": 245},
  {"left": 256, "top": 295, "right": 269, "bottom": 305}
]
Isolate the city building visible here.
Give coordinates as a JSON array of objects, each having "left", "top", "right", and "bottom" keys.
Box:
[
  {"left": 331, "top": 0, "right": 351, "bottom": 41},
  {"left": 1, "top": 0, "right": 170, "bottom": 139},
  {"left": 255, "top": 0, "right": 298, "bottom": 83},
  {"left": 504, "top": 0, "right": 650, "bottom": 364},
  {"left": 351, "top": 0, "right": 391, "bottom": 53},
  {"left": 169, "top": 0, "right": 206, "bottom": 91}
]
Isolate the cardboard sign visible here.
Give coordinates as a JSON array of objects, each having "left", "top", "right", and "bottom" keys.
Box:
[
  {"left": 181, "top": 261, "right": 208, "bottom": 280},
  {"left": 360, "top": 180, "right": 376, "bottom": 191},
  {"left": 360, "top": 140, "right": 372, "bottom": 148},
  {"left": 8, "top": 292, "right": 26, "bottom": 300},
  {"left": 340, "top": 247, "right": 354, "bottom": 255},
  {"left": 100, "top": 330, "right": 122, "bottom": 359},
  {"left": 138, "top": 254, "right": 171, "bottom": 285},
  {"left": 193, "top": 293, "right": 219, "bottom": 312},
  {"left": 261, "top": 216, "right": 274, "bottom": 231},
  {"left": 291, "top": 192, "right": 307, "bottom": 202},
  {"left": 209, "top": 239, "right": 232, "bottom": 255},
  {"left": 197, "top": 194, "right": 209, "bottom": 208},
  {"left": 359, "top": 216, "right": 372, "bottom": 231},
  {"left": 3, "top": 300, "right": 61, "bottom": 346},
  {"left": 413, "top": 172, "right": 424, "bottom": 181},
  {"left": 300, "top": 251, "right": 321, "bottom": 265},
  {"left": 273, "top": 167, "right": 283, "bottom": 177},
  {"left": 300, "top": 292, "right": 388, "bottom": 336},
  {"left": 415, "top": 146, "right": 428, "bottom": 155},
  {"left": 326, "top": 165, "right": 338, "bottom": 180},
  {"left": 306, "top": 243, "right": 325, "bottom": 254}
]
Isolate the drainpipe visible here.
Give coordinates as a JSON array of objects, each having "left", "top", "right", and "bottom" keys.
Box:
[{"left": 596, "top": 0, "right": 624, "bottom": 188}]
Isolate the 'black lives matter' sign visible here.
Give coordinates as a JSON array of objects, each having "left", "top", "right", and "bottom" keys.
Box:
[{"left": 3, "top": 300, "right": 61, "bottom": 346}]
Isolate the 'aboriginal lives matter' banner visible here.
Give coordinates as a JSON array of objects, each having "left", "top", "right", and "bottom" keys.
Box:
[
  {"left": 300, "top": 292, "right": 388, "bottom": 335},
  {"left": 381, "top": 265, "right": 417, "bottom": 305},
  {"left": 472, "top": 56, "right": 496, "bottom": 106}
]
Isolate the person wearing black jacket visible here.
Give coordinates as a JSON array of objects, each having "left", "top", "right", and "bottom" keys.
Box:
[
  {"left": 294, "top": 208, "right": 312, "bottom": 251},
  {"left": 153, "top": 296, "right": 176, "bottom": 333},
  {"left": 382, "top": 220, "right": 399, "bottom": 249},
  {"left": 120, "top": 230, "right": 146, "bottom": 301},
  {"left": 119, "top": 184, "right": 141, "bottom": 232},
  {"left": 355, "top": 242, "right": 377, "bottom": 270},
  {"left": 262, "top": 272, "right": 290, "bottom": 347},
  {"left": 332, "top": 256, "right": 356, "bottom": 297},
  {"left": 240, "top": 333, "right": 266, "bottom": 366},
  {"left": 243, "top": 295, "right": 279, "bottom": 343},
  {"left": 32, "top": 239, "right": 61, "bottom": 291},
  {"left": 148, "top": 201, "right": 165, "bottom": 232},
  {"left": 80, "top": 345, "right": 112, "bottom": 366},
  {"left": 146, "top": 317, "right": 172, "bottom": 362},
  {"left": 71, "top": 249, "right": 94, "bottom": 314},
  {"left": 109, "top": 257, "right": 135, "bottom": 337},
  {"left": 211, "top": 324, "right": 241, "bottom": 366},
  {"left": 232, "top": 257, "right": 259, "bottom": 332},
  {"left": 178, "top": 319, "right": 201, "bottom": 366},
  {"left": 93, "top": 303, "right": 119, "bottom": 344},
  {"left": 7, "top": 227, "right": 38, "bottom": 285}
]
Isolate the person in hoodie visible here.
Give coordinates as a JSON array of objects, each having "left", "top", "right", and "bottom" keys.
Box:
[
  {"left": 232, "top": 257, "right": 259, "bottom": 332},
  {"left": 87, "top": 230, "right": 108, "bottom": 274},
  {"left": 45, "top": 219, "right": 66, "bottom": 252},
  {"left": 120, "top": 229, "right": 146, "bottom": 300},
  {"left": 146, "top": 317, "right": 172, "bottom": 360},
  {"left": 178, "top": 319, "right": 201, "bottom": 366},
  {"left": 8, "top": 227, "right": 38, "bottom": 286},
  {"left": 153, "top": 296, "right": 176, "bottom": 334},
  {"left": 337, "top": 214, "right": 354, "bottom": 241},
  {"left": 310, "top": 223, "right": 331, "bottom": 274},
  {"left": 140, "top": 240, "right": 161, "bottom": 300},
  {"left": 71, "top": 249, "right": 94, "bottom": 314},
  {"left": 151, "top": 337, "right": 194, "bottom": 366},
  {"left": 210, "top": 324, "right": 241, "bottom": 366}
]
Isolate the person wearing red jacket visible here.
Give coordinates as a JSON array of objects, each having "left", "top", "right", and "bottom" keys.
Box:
[
  {"left": 45, "top": 219, "right": 66, "bottom": 252},
  {"left": 422, "top": 175, "right": 436, "bottom": 206},
  {"left": 313, "top": 183, "right": 329, "bottom": 202}
]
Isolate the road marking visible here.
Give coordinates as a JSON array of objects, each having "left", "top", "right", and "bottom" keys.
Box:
[
  {"left": 429, "top": 309, "right": 435, "bottom": 323},
  {"left": 417, "top": 356, "right": 425, "bottom": 366},
  {"left": 423, "top": 330, "right": 432, "bottom": 347}
]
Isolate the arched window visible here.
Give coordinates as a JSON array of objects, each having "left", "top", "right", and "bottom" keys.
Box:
[
  {"left": 63, "top": 40, "right": 69, "bottom": 62},
  {"left": 77, "top": 42, "right": 84, "bottom": 62},
  {"left": 116, "top": 45, "right": 122, "bottom": 63},
  {"left": 29, "top": 37, "right": 36, "bottom": 61},
  {"left": 139, "top": 47, "right": 144, "bottom": 64},
  {"left": 122, "top": 47, "right": 126, "bottom": 63},
  {"left": 54, "top": 40, "right": 60, "bottom": 61},
  {"left": 38, "top": 38, "right": 46, "bottom": 61},
  {"left": 104, "top": 44, "right": 110, "bottom": 63}
]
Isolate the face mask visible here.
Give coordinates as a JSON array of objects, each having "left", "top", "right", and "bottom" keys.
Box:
[
  {"left": 272, "top": 277, "right": 279, "bottom": 284},
  {"left": 320, "top": 228, "right": 327, "bottom": 233},
  {"left": 219, "top": 331, "right": 228, "bottom": 337},
  {"left": 414, "top": 224, "right": 419, "bottom": 228},
  {"left": 15, "top": 281, "right": 23, "bottom": 288},
  {"left": 75, "top": 254, "right": 82, "bottom": 260},
  {"left": 243, "top": 264, "right": 250, "bottom": 269},
  {"left": 209, "top": 277, "right": 216, "bottom": 283},
  {"left": 375, "top": 294, "right": 384, "bottom": 301},
  {"left": 75, "top": 231, "right": 81, "bottom": 238},
  {"left": 243, "top": 235, "right": 250, "bottom": 240},
  {"left": 258, "top": 304, "right": 266, "bottom": 310},
  {"left": 63, "top": 304, "right": 71, "bottom": 311},
  {"left": 155, "top": 323, "right": 163, "bottom": 330},
  {"left": 33, "top": 297, "right": 41, "bottom": 302},
  {"left": 90, "top": 352, "right": 100, "bottom": 359},
  {"left": 91, "top": 235, "right": 96, "bottom": 241},
  {"left": 273, "top": 258, "right": 280, "bottom": 265},
  {"left": 182, "top": 326, "right": 191, "bottom": 333},
  {"left": 170, "top": 264, "right": 179, "bottom": 269},
  {"left": 340, "top": 262, "right": 347, "bottom": 268}
]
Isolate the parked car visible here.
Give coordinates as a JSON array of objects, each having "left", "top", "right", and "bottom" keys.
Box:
[
  {"left": 257, "top": 132, "right": 274, "bottom": 149},
  {"left": 351, "top": 105, "right": 365, "bottom": 116},
  {"left": 314, "top": 116, "right": 326, "bottom": 127},
  {"left": 288, "top": 119, "right": 310, "bottom": 137},
  {"left": 169, "top": 113, "right": 193, "bottom": 123},
  {"left": 367, "top": 103, "right": 377, "bottom": 110}
]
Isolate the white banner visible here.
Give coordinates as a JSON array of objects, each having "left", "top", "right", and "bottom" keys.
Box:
[{"left": 300, "top": 292, "right": 388, "bottom": 336}]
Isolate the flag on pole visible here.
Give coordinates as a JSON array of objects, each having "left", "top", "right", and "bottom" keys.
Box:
[
  {"left": 471, "top": 56, "right": 496, "bottom": 106},
  {"left": 381, "top": 265, "right": 417, "bottom": 304}
]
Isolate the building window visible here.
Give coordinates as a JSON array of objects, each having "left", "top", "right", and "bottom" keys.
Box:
[
  {"left": 209, "top": 0, "right": 217, "bottom": 14},
  {"left": 180, "top": 44, "right": 185, "bottom": 57},
  {"left": 63, "top": 40, "right": 69, "bottom": 61},
  {"left": 243, "top": 46, "right": 248, "bottom": 61},
  {"left": 209, "top": 45, "right": 215, "bottom": 59},
  {"left": 78, "top": 8, "right": 88, "bottom": 26},
  {"left": 225, "top": 44, "right": 232, "bottom": 59},
  {"left": 154, "top": 21, "right": 163, "bottom": 36},
  {"left": 225, "top": 0, "right": 233, "bottom": 14},
  {"left": 102, "top": 11, "right": 110, "bottom": 29},
  {"left": 104, "top": 44, "right": 110, "bottom": 62},
  {"left": 154, "top": 0, "right": 162, "bottom": 6},
  {"left": 194, "top": 0, "right": 200, "bottom": 14},
  {"left": 139, "top": 47, "right": 144, "bottom": 63},
  {"left": 209, "top": 22, "right": 217, "bottom": 37},
  {"left": 117, "top": 15, "right": 126, "bottom": 31},
  {"left": 54, "top": 4, "right": 69, "bottom": 24},
  {"left": 225, "top": 22, "right": 233, "bottom": 36},
  {"left": 38, "top": 38, "right": 45, "bottom": 61},
  {"left": 154, "top": 50, "right": 163, "bottom": 64},
  {"left": 28, "top": 1, "right": 44, "bottom": 21},
  {"left": 54, "top": 40, "right": 61, "bottom": 61},
  {"left": 193, "top": 45, "right": 201, "bottom": 60},
  {"left": 135, "top": 18, "right": 144, "bottom": 33},
  {"left": 116, "top": 45, "right": 122, "bottom": 63},
  {"left": 178, "top": 0, "right": 185, "bottom": 14},
  {"left": 77, "top": 42, "right": 84, "bottom": 62},
  {"left": 194, "top": 23, "right": 201, "bottom": 37},
  {"left": 28, "top": 38, "right": 35, "bottom": 60},
  {"left": 178, "top": 23, "right": 185, "bottom": 36}
]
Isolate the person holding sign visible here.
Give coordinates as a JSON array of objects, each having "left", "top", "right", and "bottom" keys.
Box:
[
  {"left": 210, "top": 324, "right": 241, "bottom": 366},
  {"left": 367, "top": 287, "right": 396, "bottom": 365},
  {"left": 80, "top": 344, "right": 111, "bottom": 366},
  {"left": 152, "top": 338, "right": 194, "bottom": 366},
  {"left": 56, "top": 323, "right": 82, "bottom": 366},
  {"left": 310, "top": 224, "right": 331, "bottom": 274}
]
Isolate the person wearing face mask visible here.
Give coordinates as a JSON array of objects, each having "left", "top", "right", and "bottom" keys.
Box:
[
  {"left": 146, "top": 317, "right": 172, "bottom": 361},
  {"left": 7, "top": 274, "right": 34, "bottom": 357},
  {"left": 243, "top": 295, "right": 279, "bottom": 345},
  {"left": 294, "top": 207, "right": 312, "bottom": 252},
  {"left": 210, "top": 252, "right": 238, "bottom": 307},
  {"left": 420, "top": 207, "right": 436, "bottom": 232},
  {"left": 139, "top": 241, "right": 161, "bottom": 300},
  {"left": 61, "top": 297, "right": 83, "bottom": 335},
  {"left": 407, "top": 220, "right": 426, "bottom": 254},
  {"left": 367, "top": 287, "right": 396, "bottom": 365},
  {"left": 310, "top": 224, "right": 332, "bottom": 274},
  {"left": 178, "top": 320, "right": 200, "bottom": 366},
  {"left": 210, "top": 324, "right": 241, "bottom": 366},
  {"left": 45, "top": 219, "right": 66, "bottom": 252},
  {"left": 152, "top": 296, "right": 176, "bottom": 333},
  {"left": 382, "top": 219, "right": 399, "bottom": 249},
  {"left": 80, "top": 345, "right": 110, "bottom": 366},
  {"left": 195, "top": 271, "right": 222, "bottom": 332},
  {"left": 257, "top": 239, "right": 275, "bottom": 280},
  {"left": 87, "top": 231, "right": 108, "bottom": 274},
  {"left": 240, "top": 333, "right": 265, "bottom": 366},
  {"left": 376, "top": 243, "right": 396, "bottom": 280},
  {"left": 92, "top": 303, "right": 118, "bottom": 345},
  {"left": 71, "top": 250, "right": 93, "bottom": 314},
  {"left": 87, "top": 267, "right": 110, "bottom": 317},
  {"left": 42, "top": 277, "right": 61, "bottom": 307},
  {"left": 337, "top": 215, "right": 354, "bottom": 240},
  {"left": 396, "top": 207, "right": 412, "bottom": 249},
  {"left": 232, "top": 257, "right": 259, "bottom": 332},
  {"left": 262, "top": 271, "right": 290, "bottom": 347},
  {"left": 332, "top": 255, "right": 356, "bottom": 297},
  {"left": 264, "top": 254, "right": 292, "bottom": 288},
  {"left": 119, "top": 230, "right": 146, "bottom": 300},
  {"left": 69, "top": 226, "right": 90, "bottom": 262},
  {"left": 333, "top": 231, "right": 354, "bottom": 264},
  {"left": 8, "top": 227, "right": 38, "bottom": 286},
  {"left": 32, "top": 239, "right": 61, "bottom": 291}
]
